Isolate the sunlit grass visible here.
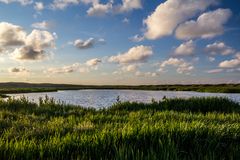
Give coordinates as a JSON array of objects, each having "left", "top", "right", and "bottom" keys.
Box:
[{"left": 0, "top": 96, "right": 239, "bottom": 159}]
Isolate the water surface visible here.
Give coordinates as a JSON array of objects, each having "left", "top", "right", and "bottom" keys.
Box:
[{"left": 8, "top": 90, "right": 240, "bottom": 108}]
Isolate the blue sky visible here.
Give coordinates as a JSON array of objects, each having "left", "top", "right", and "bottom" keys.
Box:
[{"left": 0, "top": 0, "right": 240, "bottom": 85}]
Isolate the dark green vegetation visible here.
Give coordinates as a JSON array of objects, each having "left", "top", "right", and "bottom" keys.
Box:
[
  {"left": 0, "top": 96, "right": 239, "bottom": 159},
  {"left": 0, "top": 83, "right": 240, "bottom": 96},
  {"left": 0, "top": 94, "right": 9, "bottom": 98}
]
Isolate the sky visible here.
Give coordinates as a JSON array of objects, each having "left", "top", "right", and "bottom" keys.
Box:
[{"left": 0, "top": 0, "right": 240, "bottom": 85}]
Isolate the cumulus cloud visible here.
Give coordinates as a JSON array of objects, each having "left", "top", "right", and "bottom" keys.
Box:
[
  {"left": 86, "top": 58, "right": 101, "bottom": 66},
  {"left": 34, "top": 2, "right": 44, "bottom": 11},
  {"left": 219, "top": 54, "right": 240, "bottom": 68},
  {"left": 0, "top": 22, "right": 26, "bottom": 47},
  {"left": 143, "top": 0, "right": 216, "bottom": 40},
  {"left": 115, "top": 0, "right": 142, "bottom": 13},
  {"left": 205, "top": 42, "right": 235, "bottom": 56},
  {"left": 121, "top": 64, "right": 139, "bottom": 72},
  {"left": 129, "top": 34, "right": 144, "bottom": 42},
  {"left": 31, "top": 21, "right": 51, "bottom": 30},
  {"left": 0, "top": 0, "right": 32, "bottom": 5},
  {"left": 176, "top": 9, "right": 232, "bottom": 40},
  {"left": 13, "top": 30, "right": 55, "bottom": 61},
  {"left": 160, "top": 58, "right": 194, "bottom": 74},
  {"left": 219, "top": 59, "right": 240, "bottom": 68},
  {"left": 50, "top": 0, "right": 141, "bottom": 16},
  {"left": 26, "top": 30, "right": 55, "bottom": 49},
  {"left": 71, "top": 38, "right": 104, "bottom": 49},
  {"left": 109, "top": 45, "right": 153, "bottom": 64},
  {"left": 74, "top": 38, "right": 95, "bottom": 49},
  {"left": 174, "top": 40, "right": 195, "bottom": 56},
  {"left": 87, "top": 1, "right": 113, "bottom": 16},
  {"left": 87, "top": 0, "right": 142, "bottom": 16},
  {"left": 0, "top": 22, "right": 56, "bottom": 61},
  {"left": 12, "top": 45, "right": 46, "bottom": 60}
]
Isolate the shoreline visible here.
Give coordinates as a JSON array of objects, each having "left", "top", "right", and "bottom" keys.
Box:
[{"left": 1, "top": 83, "right": 240, "bottom": 98}]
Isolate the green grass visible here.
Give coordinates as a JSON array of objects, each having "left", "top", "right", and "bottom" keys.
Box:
[
  {"left": 0, "top": 88, "right": 58, "bottom": 94},
  {"left": 1, "top": 82, "right": 240, "bottom": 94},
  {"left": 0, "top": 96, "right": 239, "bottom": 159}
]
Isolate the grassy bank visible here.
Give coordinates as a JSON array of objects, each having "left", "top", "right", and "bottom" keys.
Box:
[
  {"left": 0, "top": 97, "right": 239, "bottom": 159},
  {"left": 0, "top": 82, "right": 240, "bottom": 94}
]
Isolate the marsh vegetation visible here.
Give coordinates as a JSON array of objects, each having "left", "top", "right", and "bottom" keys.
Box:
[{"left": 0, "top": 96, "right": 239, "bottom": 159}]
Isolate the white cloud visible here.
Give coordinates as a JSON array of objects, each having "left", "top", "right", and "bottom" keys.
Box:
[
  {"left": 121, "top": 64, "right": 139, "bottom": 72},
  {"left": 115, "top": 0, "right": 142, "bottom": 13},
  {"left": 12, "top": 45, "right": 46, "bottom": 60},
  {"left": 0, "top": 22, "right": 56, "bottom": 61},
  {"left": 174, "top": 40, "right": 195, "bottom": 56},
  {"left": 87, "top": 1, "right": 113, "bottom": 16},
  {"left": 160, "top": 58, "right": 194, "bottom": 74},
  {"left": 205, "top": 42, "right": 235, "bottom": 56},
  {"left": 109, "top": 45, "right": 153, "bottom": 64},
  {"left": 219, "top": 59, "right": 240, "bottom": 68},
  {"left": 143, "top": 0, "right": 216, "bottom": 40},
  {"left": 74, "top": 38, "right": 95, "bottom": 49},
  {"left": 50, "top": 0, "right": 80, "bottom": 10},
  {"left": 71, "top": 38, "right": 104, "bottom": 49},
  {"left": 208, "top": 57, "right": 215, "bottom": 62},
  {"left": 135, "top": 71, "right": 158, "bottom": 77},
  {"left": 129, "top": 34, "right": 144, "bottom": 42},
  {"left": 13, "top": 29, "right": 55, "bottom": 61},
  {"left": 46, "top": 63, "right": 80, "bottom": 74},
  {"left": 87, "top": 0, "right": 142, "bottom": 16},
  {"left": 206, "top": 69, "right": 223, "bottom": 74},
  {"left": 86, "top": 58, "right": 101, "bottom": 66},
  {"left": 25, "top": 30, "right": 55, "bottom": 50},
  {"left": 50, "top": 0, "right": 98, "bottom": 10},
  {"left": 0, "top": 22, "right": 26, "bottom": 47},
  {"left": 50, "top": 0, "right": 141, "bottom": 16},
  {"left": 31, "top": 21, "right": 51, "bottom": 30},
  {"left": 34, "top": 2, "right": 44, "bottom": 11},
  {"left": 176, "top": 9, "right": 232, "bottom": 40},
  {"left": 0, "top": 0, "right": 32, "bottom": 5},
  {"left": 219, "top": 54, "right": 240, "bottom": 68}
]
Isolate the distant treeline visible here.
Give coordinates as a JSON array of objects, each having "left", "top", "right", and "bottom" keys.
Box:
[{"left": 0, "top": 82, "right": 240, "bottom": 94}]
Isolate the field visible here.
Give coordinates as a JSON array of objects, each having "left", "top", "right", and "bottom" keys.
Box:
[{"left": 0, "top": 96, "right": 239, "bottom": 159}]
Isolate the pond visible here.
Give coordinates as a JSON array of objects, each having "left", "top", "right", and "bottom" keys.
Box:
[{"left": 8, "top": 90, "right": 240, "bottom": 108}]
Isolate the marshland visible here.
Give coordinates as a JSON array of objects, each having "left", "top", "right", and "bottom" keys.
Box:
[{"left": 0, "top": 94, "right": 239, "bottom": 159}]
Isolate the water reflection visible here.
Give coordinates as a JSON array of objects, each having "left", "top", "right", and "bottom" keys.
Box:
[{"left": 8, "top": 90, "right": 240, "bottom": 108}]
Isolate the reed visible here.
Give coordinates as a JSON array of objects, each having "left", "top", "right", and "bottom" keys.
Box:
[{"left": 0, "top": 96, "right": 239, "bottom": 159}]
